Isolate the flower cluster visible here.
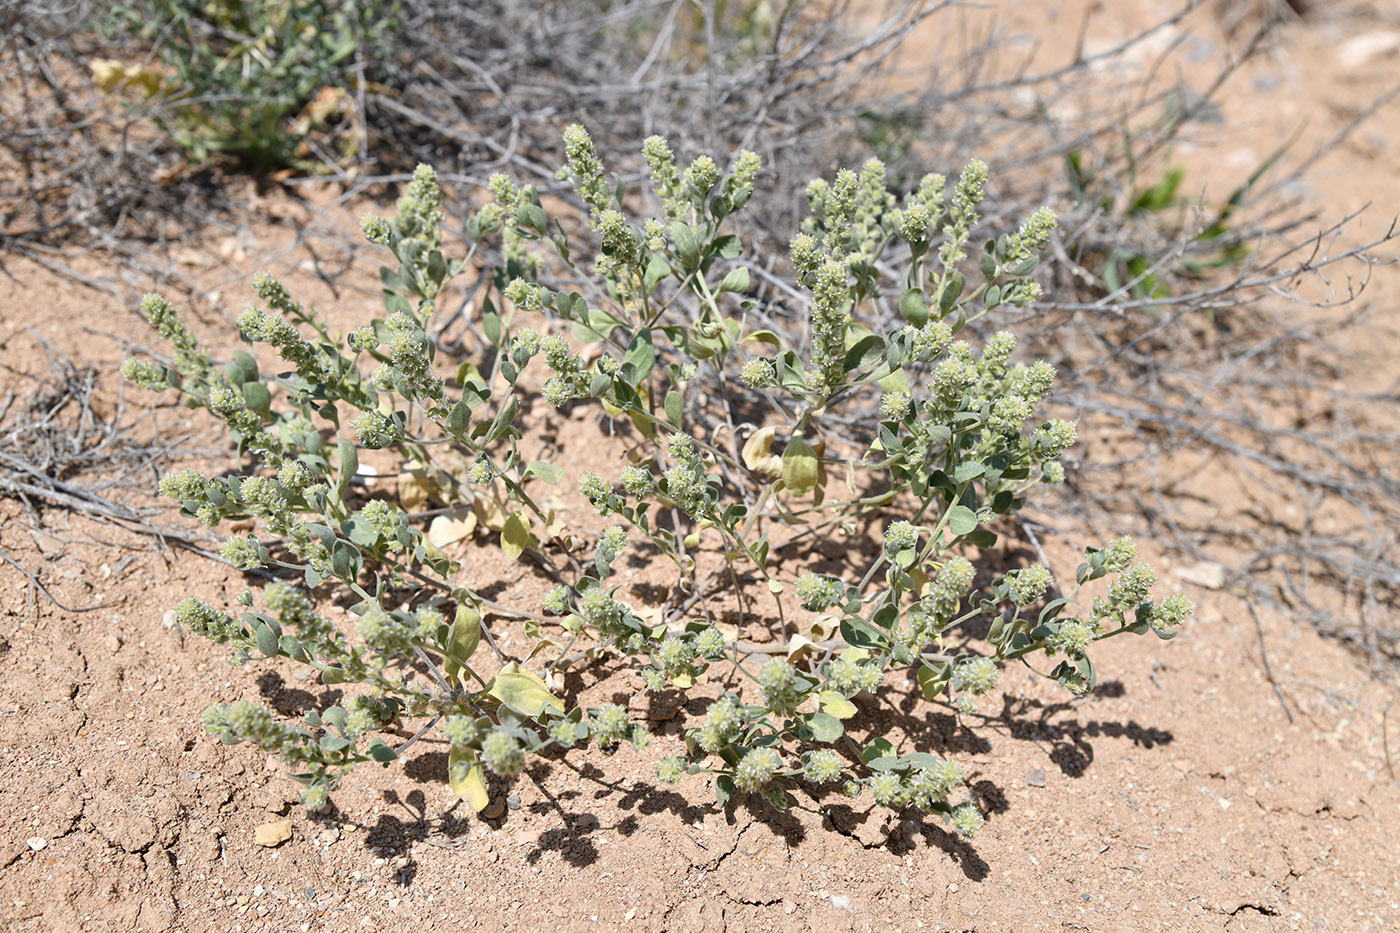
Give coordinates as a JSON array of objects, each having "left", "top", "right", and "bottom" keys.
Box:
[{"left": 795, "top": 572, "right": 843, "bottom": 611}]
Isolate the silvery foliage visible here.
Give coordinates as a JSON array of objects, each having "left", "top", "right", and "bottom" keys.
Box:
[{"left": 124, "top": 128, "right": 1192, "bottom": 835}]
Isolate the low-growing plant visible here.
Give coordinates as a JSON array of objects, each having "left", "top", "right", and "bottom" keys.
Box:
[
  {"left": 99, "top": 0, "right": 399, "bottom": 169},
  {"left": 124, "top": 126, "right": 1193, "bottom": 839}
]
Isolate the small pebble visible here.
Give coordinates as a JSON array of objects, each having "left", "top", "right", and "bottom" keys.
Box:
[{"left": 830, "top": 895, "right": 851, "bottom": 910}]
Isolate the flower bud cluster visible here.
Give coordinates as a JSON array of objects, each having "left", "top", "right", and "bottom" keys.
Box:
[
  {"left": 1094, "top": 563, "right": 1157, "bottom": 622},
  {"left": 174, "top": 597, "right": 245, "bottom": 646},
  {"left": 880, "top": 392, "right": 911, "bottom": 420},
  {"left": 908, "top": 320, "right": 953, "bottom": 362},
  {"left": 1051, "top": 618, "right": 1096, "bottom": 657},
  {"left": 757, "top": 658, "right": 801, "bottom": 717},
  {"left": 693, "top": 625, "right": 726, "bottom": 659},
  {"left": 929, "top": 357, "right": 973, "bottom": 410},
  {"left": 803, "top": 749, "right": 843, "bottom": 784},
  {"left": 1148, "top": 593, "right": 1194, "bottom": 635},
  {"left": 951, "top": 803, "right": 985, "bottom": 838},
  {"left": 237, "top": 306, "right": 330, "bottom": 385},
  {"left": 683, "top": 155, "right": 720, "bottom": 205},
  {"left": 884, "top": 520, "right": 919, "bottom": 555},
  {"left": 1008, "top": 565, "right": 1053, "bottom": 606},
  {"left": 578, "top": 586, "right": 629, "bottom": 637},
  {"left": 263, "top": 583, "right": 338, "bottom": 650},
  {"left": 1031, "top": 419, "right": 1078, "bottom": 457},
  {"left": 696, "top": 695, "right": 744, "bottom": 753},
  {"left": 661, "top": 432, "right": 709, "bottom": 515},
  {"left": 203, "top": 699, "right": 309, "bottom": 762},
  {"left": 351, "top": 410, "right": 402, "bottom": 449},
  {"left": 654, "top": 635, "right": 697, "bottom": 675},
  {"left": 591, "top": 703, "right": 630, "bottom": 747},
  {"left": 504, "top": 277, "right": 545, "bottom": 312},
  {"left": 860, "top": 759, "right": 967, "bottom": 814},
  {"left": 136, "top": 292, "right": 211, "bottom": 387},
  {"left": 619, "top": 465, "right": 654, "bottom": 499},
  {"left": 938, "top": 158, "right": 988, "bottom": 271},
  {"left": 741, "top": 356, "right": 777, "bottom": 389},
  {"left": 795, "top": 572, "right": 843, "bottom": 612},
  {"left": 724, "top": 149, "right": 761, "bottom": 210},
  {"left": 547, "top": 718, "right": 581, "bottom": 749},
  {"left": 789, "top": 232, "right": 820, "bottom": 282},
  {"left": 345, "top": 696, "right": 389, "bottom": 738},
  {"left": 397, "top": 164, "right": 445, "bottom": 249},
  {"left": 809, "top": 258, "right": 851, "bottom": 398},
  {"left": 734, "top": 746, "right": 782, "bottom": 792},
  {"left": 1104, "top": 536, "right": 1137, "bottom": 573},
  {"left": 850, "top": 158, "right": 894, "bottom": 258},
  {"left": 361, "top": 499, "right": 404, "bottom": 546},
  {"left": 952, "top": 657, "right": 999, "bottom": 695},
  {"left": 160, "top": 468, "right": 210, "bottom": 505},
  {"left": 542, "top": 585, "right": 571, "bottom": 615},
  {"left": 823, "top": 654, "right": 884, "bottom": 695},
  {"left": 643, "top": 135, "right": 683, "bottom": 219},
  {"left": 481, "top": 728, "right": 524, "bottom": 777},
  {"left": 561, "top": 124, "right": 611, "bottom": 216},
  {"left": 1002, "top": 205, "right": 1058, "bottom": 269},
  {"left": 540, "top": 334, "right": 589, "bottom": 407},
  {"left": 205, "top": 382, "right": 286, "bottom": 466},
  {"left": 221, "top": 536, "right": 262, "bottom": 570},
  {"left": 656, "top": 756, "right": 686, "bottom": 784},
  {"left": 597, "top": 209, "right": 640, "bottom": 264},
  {"left": 119, "top": 358, "right": 169, "bottom": 391},
  {"left": 357, "top": 605, "right": 417, "bottom": 654},
  {"left": 597, "top": 526, "right": 628, "bottom": 564},
  {"left": 919, "top": 556, "right": 977, "bottom": 627}
]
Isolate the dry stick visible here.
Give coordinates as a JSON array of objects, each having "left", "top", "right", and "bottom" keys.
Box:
[
  {"left": 0, "top": 546, "right": 121, "bottom": 613},
  {"left": 1244, "top": 600, "right": 1295, "bottom": 725},
  {"left": 1383, "top": 706, "right": 1396, "bottom": 783}
]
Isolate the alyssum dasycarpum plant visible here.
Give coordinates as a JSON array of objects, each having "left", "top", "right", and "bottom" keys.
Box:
[{"left": 124, "top": 127, "right": 1194, "bottom": 839}]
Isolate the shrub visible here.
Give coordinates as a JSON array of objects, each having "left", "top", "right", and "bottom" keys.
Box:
[
  {"left": 124, "top": 127, "right": 1192, "bottom": 838},
  {"left": 100, "top": 0, "right": 399, "bottom": 169}
]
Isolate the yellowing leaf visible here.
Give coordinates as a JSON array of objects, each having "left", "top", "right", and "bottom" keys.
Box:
[
  {"left": 90, "top": 59, "right": 163, "bottom": 97},
  {"left": 916, "top": 665, "right": 950, "bottom": 700},
  {"left": 500, "top": 510, "right": 533, "bottom": 561},
  {"left": 782, "top": 435, "right": 820, "bottom": 497},
  {"left": 488, "top": 662, "right": 563, "bottom": 717},
  {"left": 819, "top": 691, "right": 858, "bottom": 719},
  {"left": 448, "top": 746, "right": 489, "bottom": 812}
]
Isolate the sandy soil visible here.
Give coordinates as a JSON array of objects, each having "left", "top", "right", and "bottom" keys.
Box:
[{"left": 2, "top": 3, "right": 1398, "bottom": 931}]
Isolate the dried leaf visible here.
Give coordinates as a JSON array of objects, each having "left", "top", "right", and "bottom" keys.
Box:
[
  {"left": 427, "top": 510, "right": 477, "bottom": 548},
  {"left": 741, "top": 425, "right": 783, "bottom": 478}
]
